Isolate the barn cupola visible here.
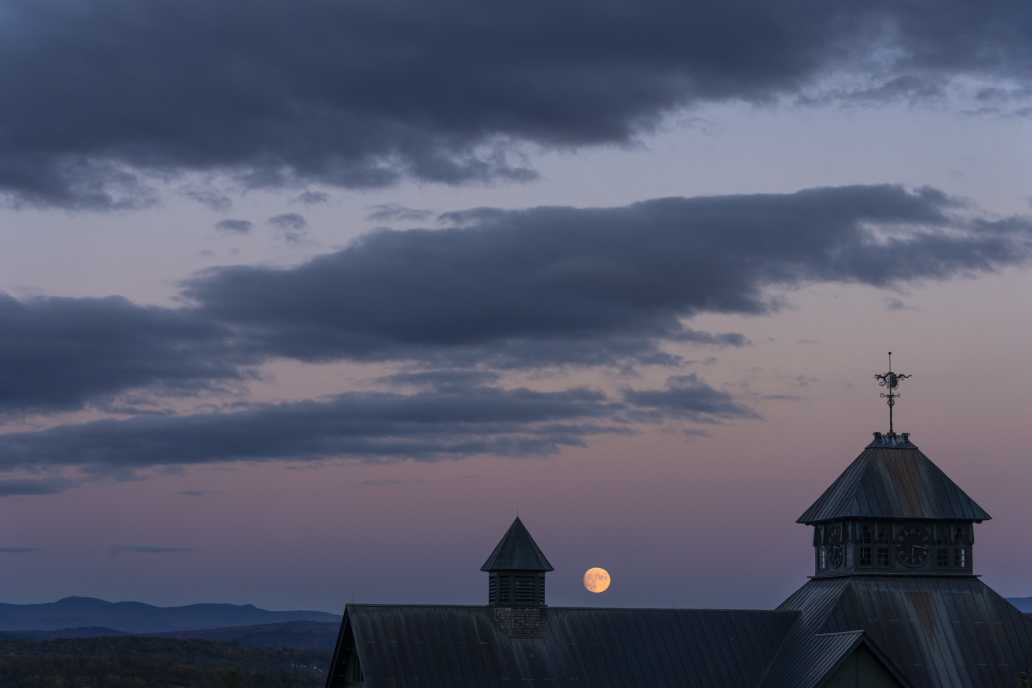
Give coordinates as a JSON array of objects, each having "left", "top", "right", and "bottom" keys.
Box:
[
  {"left": 798, "top": 355, "right": 991, "bottom": 578},
  {"left": 481, "top": 517, "right": 553, "bottom": 607}
]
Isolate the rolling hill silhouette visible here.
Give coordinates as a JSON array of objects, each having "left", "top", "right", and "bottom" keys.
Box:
[{"left": 0, "top": 597, "right": 338, "bottom": 634}]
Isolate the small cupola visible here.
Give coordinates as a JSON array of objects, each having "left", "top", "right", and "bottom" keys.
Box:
[{"left": 481, "top": 517, "right": 553, "bottom": 607}]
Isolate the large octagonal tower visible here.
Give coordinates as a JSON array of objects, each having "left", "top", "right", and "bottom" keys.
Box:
[
  {"left": 762, "top": 356, "right": 1032, "bottom": 688},
  {"left": 800, "top": 430, "right": 989, "bottom": 579}
]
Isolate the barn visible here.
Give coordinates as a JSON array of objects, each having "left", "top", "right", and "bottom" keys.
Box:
[{"left": 324, "top": 430, "right": 1032, "bottom": 687}]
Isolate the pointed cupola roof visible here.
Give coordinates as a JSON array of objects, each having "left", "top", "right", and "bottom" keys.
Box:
[
  {"left": 798, "top": 433, "right": 991, "bottom": 524},
  {"left": 481, "top": 517, "right": 554, "bottom": 572}
]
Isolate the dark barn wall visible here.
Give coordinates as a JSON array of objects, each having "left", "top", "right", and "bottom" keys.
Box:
[{"left": 820, "top": 646, "right": 903, "bottom": 688}]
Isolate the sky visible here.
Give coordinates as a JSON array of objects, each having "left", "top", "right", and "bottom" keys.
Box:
[{"left": 1, "top": 0, "right": 1032, "bottom": 612}]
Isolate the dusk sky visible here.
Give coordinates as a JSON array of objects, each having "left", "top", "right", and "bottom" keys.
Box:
[{"left": 2, "top": 1, "right": 1032, "bottom": 613}]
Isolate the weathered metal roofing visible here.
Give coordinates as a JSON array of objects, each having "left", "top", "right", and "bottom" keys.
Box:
[
  {"left": 761, "top": 630, "right": 912, "bottom": 688},
  {"left": 776, "top": 576, "right": 1032, "bottom": 688},
  {"left": 798, "top": 434, "right": 991, "bottom": 524},
  {"left": 480, "top": 517, "right": 554, "bottom": 572},
  {"left": 332, "top": 605, "right": 799, "bottom": 687}
]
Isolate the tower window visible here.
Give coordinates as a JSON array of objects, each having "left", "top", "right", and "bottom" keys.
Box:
[
  {"left": 953, "top": 548, "right": 966, "bottom": 568},
  {"left": 937, "top": 548, "right": 949, "bottom": 567},
  {"left": 861, "top": 525, "right": 873, "bottom": 544},
  {"left": 859, "top": 546, "right": 872, "bottom": 566},
  {"left": 819, "top": 547, "right": 827, "bottom": 570},
  {"left": 876, "top": 547, "right": 890, "bottom": 567}
]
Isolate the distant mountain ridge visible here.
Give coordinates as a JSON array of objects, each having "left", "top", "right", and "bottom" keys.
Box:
[
  {"left": 0, "top": 596, "right": 339, "bottom": 634},
  {"left": 1011, "top": 597, "right": 1032, "bottom": 613},
  {"left": 0, "top": 621, "right": 340, "bottom": 651}
]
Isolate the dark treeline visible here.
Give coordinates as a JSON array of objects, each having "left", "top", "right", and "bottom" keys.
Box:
[{"left": 0, "top": 635, "right": 328, "bottom": 687}]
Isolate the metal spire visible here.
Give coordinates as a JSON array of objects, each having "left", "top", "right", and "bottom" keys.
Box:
[{"left": 874, "top": 351, "right": 911, "bottom": 435}]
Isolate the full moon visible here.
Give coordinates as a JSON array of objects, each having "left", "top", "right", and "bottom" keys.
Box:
[{"left": 583, "top": 567, "right": 611, "bottom": 594}]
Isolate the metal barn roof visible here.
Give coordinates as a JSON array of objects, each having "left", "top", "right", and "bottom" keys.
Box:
[
  {"left": 776, "top": 576, "right": 1032, "bottom": 688},
  {"left": 480, "top": 517, "right": 554, "bottom": 572},
  {"left": 337, "top": 605, "right": 798, "bottom": 688},
  {"left": 760, "top": 630, "right": 912, "bottom": 688},
  {"left": 798, "top": 434, "right": 991, "bottom": 524}
]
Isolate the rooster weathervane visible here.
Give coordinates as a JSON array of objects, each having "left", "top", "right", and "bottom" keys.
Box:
[{"left": 874, "top": 352, "right": 911, "bottom": 435}]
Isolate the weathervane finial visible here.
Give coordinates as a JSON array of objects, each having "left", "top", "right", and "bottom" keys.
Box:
[{"left": 874, "top": 351, "right": 911, "bottom": 435}]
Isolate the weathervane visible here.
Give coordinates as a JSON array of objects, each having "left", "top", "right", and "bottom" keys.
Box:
[{"left": 874, "top": 352, "right": 911, "bottom": 435}]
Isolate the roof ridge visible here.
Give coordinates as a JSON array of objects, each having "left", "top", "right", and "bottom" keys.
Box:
[{"left": 347, "top": 603, "right": 799, "bottom": 613}]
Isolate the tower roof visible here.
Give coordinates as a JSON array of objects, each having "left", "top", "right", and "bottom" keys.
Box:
[
  {"left": 798, "top": 433, "right": 991, "bottom": 524},
  {"left": 481, "top": 517, "right": 554, "bottom": 572}
]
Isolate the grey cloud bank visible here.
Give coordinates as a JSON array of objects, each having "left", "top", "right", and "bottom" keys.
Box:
[
  {"left": 3, "top": 185, "right": 1032, "bottom": 417},
  {"left": 3, "top": 185, "right": 1032, "bottom": 477},
  {"left": 0, "top": 382, "right": 625, "bottom": 472},
  {"left": 185, "top": 185, "right": 1032, "bottom": 368},
  {"left": 624, "top": 374, "right": 759, "bottom": 423},
  {"left": 0, "top": 294, "right": 245, "bottom": 413},
  {"left": 0, "top": 478, "right": 77, "bottom": 497},
  {"left": 3, "top": 1, "right": 1032, "bottom": 207},
  {"left": 0, "top": 373, "right": 758, "bottom": 473}
]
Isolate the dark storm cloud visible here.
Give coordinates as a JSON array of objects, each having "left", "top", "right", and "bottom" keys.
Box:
[
  {"left": 184, "top": 185, "right": 1032, "bottom": 368},
  {"left": 214, "top": 219, "right": 253, "bottom": 233},
  {"left": 4, "top": 1, "right": 1032, "bottom": 208},
  {"left": 623, "top": 375, "right": 759, "bottom": 423},
  {"left": 0, "top": 293, "right": 244, "bottom": 413},
  {"left": 0, "top": 383, "right": 623, "bottom": 472}
]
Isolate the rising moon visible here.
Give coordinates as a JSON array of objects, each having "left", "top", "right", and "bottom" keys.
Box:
[{"left": 583, "top": 567, "right": 611, "bottom": 593}]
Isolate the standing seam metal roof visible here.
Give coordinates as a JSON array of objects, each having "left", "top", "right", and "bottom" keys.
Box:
[
  {"left": 775, "top": 576, "right": 1032, "bottom": 688},
  {"left": 798, "top": 437, "right": 991, "bottom": 524},
  {"left": 760, "top": 630, "right": 913, "bottom": 688},
  {"left": 336, "top": 605, "right": 799, "bottom": 688},
  {"left": 480, "top": 517, "right": 554, "bottom": 572}
]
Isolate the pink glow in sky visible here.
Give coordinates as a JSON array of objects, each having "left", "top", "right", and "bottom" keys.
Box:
[{"left": 2, "top": 4, "right": 1032, "bottom": 612}]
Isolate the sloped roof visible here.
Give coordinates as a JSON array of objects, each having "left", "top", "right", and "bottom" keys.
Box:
[
  {"left": 798, "top": 433, "right": 990, "bottom": 524},
  {"left": 332, "top": 605, "right": 798, "bottom": 687},
  {"left": 480, "top": 517, "right": 553, "bottom": 572},
  {"left": 776, "top": 576, "right": 1032, "bottom": 688},
  {"left": 760, "top": 630, "right": 911, "bottom": 688}
]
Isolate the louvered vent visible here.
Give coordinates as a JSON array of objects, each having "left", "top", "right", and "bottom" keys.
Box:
[{"left": 489, "top": 572, "right": 545, "bottom": 607}]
